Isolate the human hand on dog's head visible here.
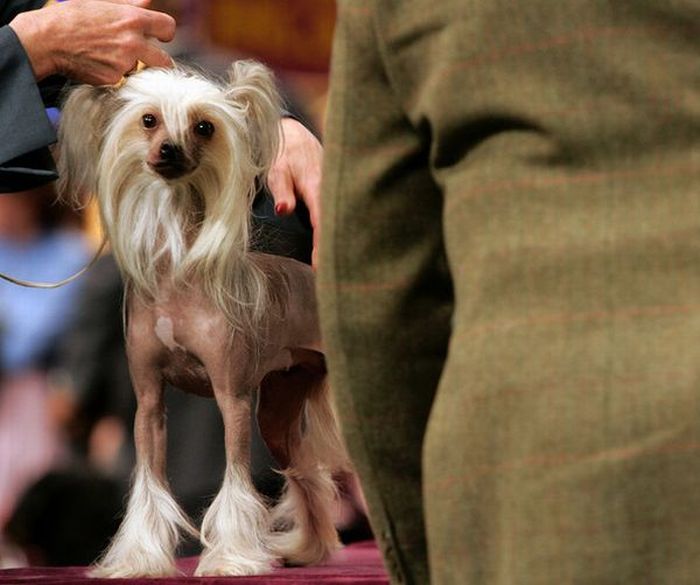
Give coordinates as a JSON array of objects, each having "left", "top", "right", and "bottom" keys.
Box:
[
  {"left": 268, "top": 119, "right": 323, "bottom": 268},
  {"left": 10, "top": 0, "right": 175, "bottom": 85}
]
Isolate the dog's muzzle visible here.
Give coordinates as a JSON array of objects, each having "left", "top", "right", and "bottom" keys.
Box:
[{"left": 150, "top": 142, "right": 193, "bottom": 179}]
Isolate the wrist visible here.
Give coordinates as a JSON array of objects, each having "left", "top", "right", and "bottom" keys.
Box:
[{"left": 9, "top": 10, "right": 57, "bottom": 81}]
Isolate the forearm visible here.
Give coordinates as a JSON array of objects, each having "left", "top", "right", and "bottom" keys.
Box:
[{"left": 8, "top": 8, "right": 57, "bottom": 81}]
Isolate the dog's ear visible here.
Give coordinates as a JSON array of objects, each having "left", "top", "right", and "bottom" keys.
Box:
[
  {"left": 225, "top": 60, "right": 282, "bottom": 176},
  {"left": 56, "top": 85, "right": 116, "bottom": 208}
]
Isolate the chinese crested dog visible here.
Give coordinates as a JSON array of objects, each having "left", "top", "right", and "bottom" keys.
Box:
[{"left": 57, "top": 61, "right": 348, "bottom": 577}]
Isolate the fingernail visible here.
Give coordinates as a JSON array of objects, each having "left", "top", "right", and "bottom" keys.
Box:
[{"left": 275, "top": 202, "right": 287, "bottom": 215}]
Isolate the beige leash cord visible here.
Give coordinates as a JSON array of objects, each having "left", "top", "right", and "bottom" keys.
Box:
[{"left": 0, "top": 238, "right": 107, "bottom": 289}]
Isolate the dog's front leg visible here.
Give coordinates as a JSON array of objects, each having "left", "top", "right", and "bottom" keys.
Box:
[
  {"left": 196, "top": 368, "right": 276, "bottom": 576},
  {"left": 92, "top": 359, "right": 196, "bottom": 577}
]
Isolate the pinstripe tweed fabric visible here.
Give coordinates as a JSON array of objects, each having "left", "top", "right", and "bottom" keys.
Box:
[{"left": 319, "top": 1, "right": 700, "bottom": 584}]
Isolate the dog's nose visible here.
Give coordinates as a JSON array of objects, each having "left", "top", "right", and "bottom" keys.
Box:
[
  {"left": 151, "top": 142, "right": 191, "bottom": 179},
  {"left": 159, "top": 142, "right": 184, "bottom": 163}
]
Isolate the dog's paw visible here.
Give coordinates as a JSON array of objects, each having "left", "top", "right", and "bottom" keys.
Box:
[
  {"left": 194, "top": 548, "right": 276, "bottom": 576},
  {"left": 89, "top": 560, "right": 178, "bottom": 578},
  {"left": 268, "top": 526, "right": 340, "bottom": 566}
]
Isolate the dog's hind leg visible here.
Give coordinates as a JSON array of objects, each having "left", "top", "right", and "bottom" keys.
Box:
[
  {"left": 195, "top": 366, "right": 276, "bottom": 576},
  {"left": 91, "top": 366, "right": 196, "bottom": 577},
  {"left": 261, "top": 366, "right": 349, "bottom": 565}
]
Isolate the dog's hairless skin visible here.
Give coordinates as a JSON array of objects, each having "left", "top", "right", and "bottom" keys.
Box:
[
  {"left": 57, "top": 61, "right": 348, "bottom": 578},
  {"left": 154, "top": 316, "right": 185, "bottom": 352},
  {"left": 133, "top": 253, "right": 321, "bottom": 403}
]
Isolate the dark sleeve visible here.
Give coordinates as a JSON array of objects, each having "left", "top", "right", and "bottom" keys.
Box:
[
  {"left": 0, "top": 0, "right": 69, "bottom": 193},
  {"left": 0, "top": 24, "right": 59, "bottom": 192}
]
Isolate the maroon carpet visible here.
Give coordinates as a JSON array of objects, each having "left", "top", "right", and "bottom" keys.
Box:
[{"left": 0, "top": 541, "right": 388, "bottom": 584}]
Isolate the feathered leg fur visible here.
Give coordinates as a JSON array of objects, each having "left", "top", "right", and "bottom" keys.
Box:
[
  {"left": 196, "top": 382, "right": 275, "bottom": 576},
  {"left": 196, "top": 462, "right": 276, "bottom": 576},
  {"left": 90, "top": 384, "right": 197, "bottom": 577},
  {"left": 266, "top": 374, "right": 349, "bottom": 565}
]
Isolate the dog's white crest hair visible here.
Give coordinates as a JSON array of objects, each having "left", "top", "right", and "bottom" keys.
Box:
[{"left": 58, "top": 61, "right": 282, "bottom": 333}]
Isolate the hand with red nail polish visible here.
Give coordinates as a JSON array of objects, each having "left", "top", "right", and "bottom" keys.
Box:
[{"left": 267, "top": 118, "right": 322, "bottom": 268}]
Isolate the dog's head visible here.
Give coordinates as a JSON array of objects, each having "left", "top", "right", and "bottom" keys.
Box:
[
  {"left": 57, "top": 61, "right": 281, "bottom": 312},
  {"left": 58, "top": 60, "right": 281, "bottom": 202}
]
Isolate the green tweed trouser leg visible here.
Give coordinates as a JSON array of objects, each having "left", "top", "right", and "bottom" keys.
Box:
[
  {"left": 318, "top": 3, "right": 453, "bottom": 584},
  {"left": 319, "top": 1, "right": 700, "bottom": 584}
]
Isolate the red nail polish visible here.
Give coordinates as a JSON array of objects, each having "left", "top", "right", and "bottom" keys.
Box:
[{"left": 275, "top": 202, "right": 287, "bottom": 215}]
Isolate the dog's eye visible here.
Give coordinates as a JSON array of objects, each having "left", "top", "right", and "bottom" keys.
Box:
[
  {"left": 142, "top": 114, "right": 157, "bottom": 129},
  {"left": 194, "top": 120, "right": 214, "bottom": 138}
]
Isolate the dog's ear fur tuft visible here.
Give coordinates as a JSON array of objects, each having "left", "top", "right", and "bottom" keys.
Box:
[
  {"left": 225, "top": 60, "right": 282, "bottom": 177},
  {"left": 56, "top": 85, "right": 116, "bottom": 208}
]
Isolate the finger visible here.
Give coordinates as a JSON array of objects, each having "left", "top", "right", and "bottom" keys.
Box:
[
  {"left": 296, "top": 172, "right": 321, "bottom": 230},
  {"left": 293, "top": 173, "right": 321, "bottom": 268},
  {"left": 267, "top": 167, "right": 297, "bottom": 216},
  {"left": 302, "top": 186, "right": 321, "bottom": 270},
  {"left": 279, "top": 119, "right": 322, "bottom": 226},
  {"left": 311, "top": 222, "right": 320, "bottom": 269},
  {"left": 138, "top": 40, "right": 174, "bottom": 69},
  {"left": 141, "top": 9, "right": 176, "bottom": 42}
]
